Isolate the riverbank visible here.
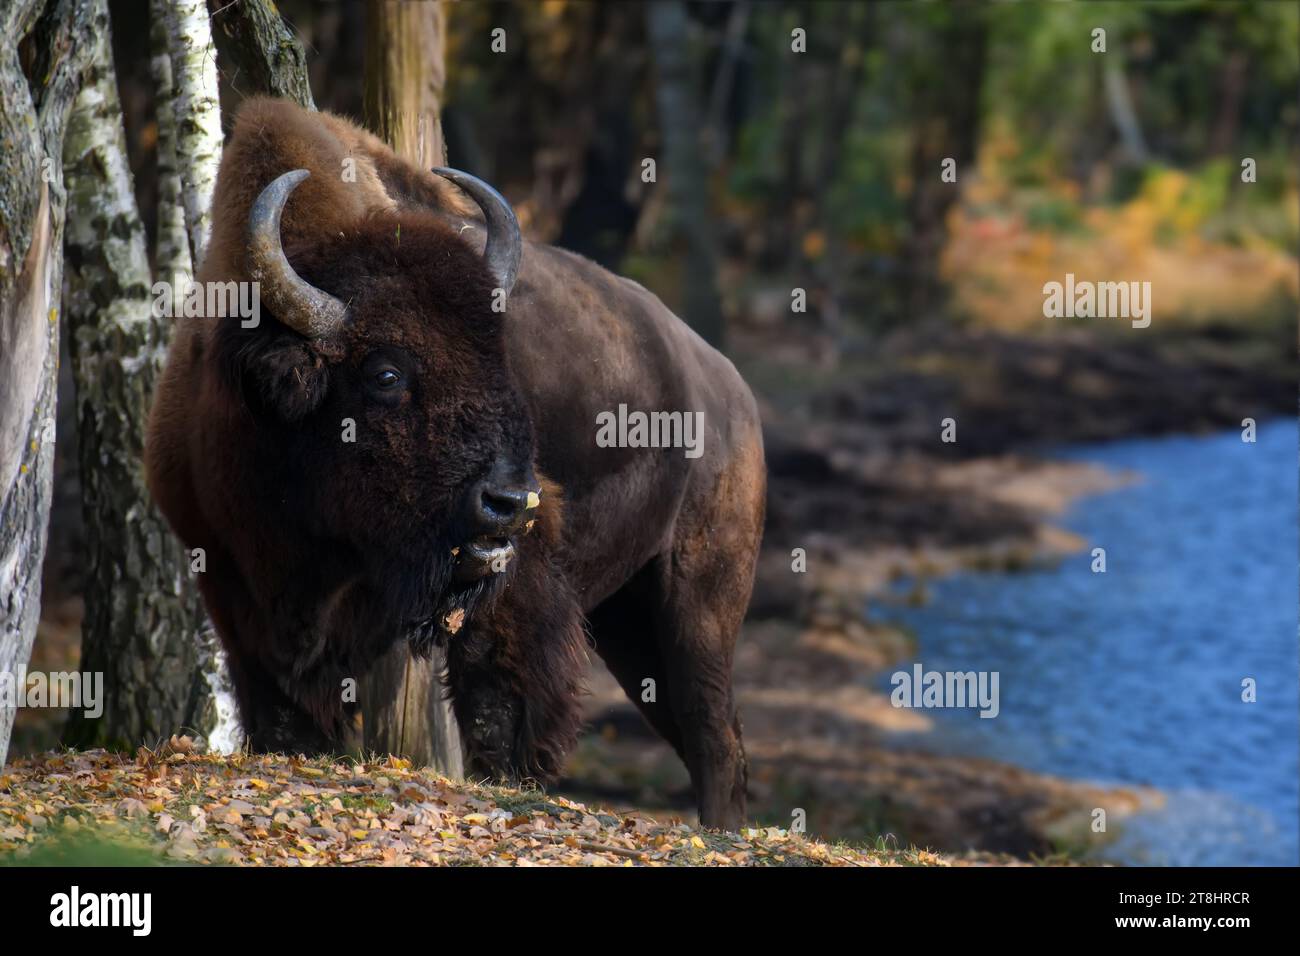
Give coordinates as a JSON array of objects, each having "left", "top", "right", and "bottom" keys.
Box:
[
  {"left": 879, "top": 422, "right": 1298, "bottom": 865},
  {"left": 561, "top": 318, "right": 1293, "bottom": 858}
]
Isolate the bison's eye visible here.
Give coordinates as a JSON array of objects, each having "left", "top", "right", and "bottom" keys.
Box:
[{"left": 360, "top": 349, "right": 413, "bottom": 406}]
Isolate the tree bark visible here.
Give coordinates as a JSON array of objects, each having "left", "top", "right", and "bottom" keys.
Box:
[
  {"left": 360, "top": 0, "right": 462, "bottom": 776},
  {"left": 164, "top": 0, "right": 222, "bottom": 268},
  {"left": 205, "top": 0, "right": 457, "bottom": 767},
  {"left": 210, "top": 0, "right": 316, "bottom": 110},
  {"left": 364, "top": 0, "right": 447, "bottom": 169},
  {"left": 150, "top": 0, "right": 192, "bottom": 285},
  {"left": 0, "top": 0, "right": 99, "bottom": 768},
  {"left": 60, "top": 0, "right": 235, "bottom": 752},
  {"left": 646, "top": 0, "right": 724, "bottom": 348}
]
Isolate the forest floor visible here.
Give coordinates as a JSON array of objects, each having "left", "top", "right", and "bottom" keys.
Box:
[
  {"left": 0, "top": 745, "right": 1032, "bottom": 867},
  {"left": 14, "top": 312, "right": 1294, "bottom": 865}
]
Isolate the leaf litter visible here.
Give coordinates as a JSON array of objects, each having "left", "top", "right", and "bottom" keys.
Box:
[{"left": 0, "top": 742, "right": 965, "bottom": 867}]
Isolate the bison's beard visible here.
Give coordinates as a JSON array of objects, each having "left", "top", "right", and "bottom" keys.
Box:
[
  {"left": 374, "top": 534, "right": 510, "bottom": 658},
  {"left": 408, "top": 574, "right": 504, "bottom": 655}
]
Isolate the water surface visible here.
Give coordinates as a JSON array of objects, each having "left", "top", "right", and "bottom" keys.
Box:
[{"left": 878, "top": 421, "right": 1299, "bottom": 866}]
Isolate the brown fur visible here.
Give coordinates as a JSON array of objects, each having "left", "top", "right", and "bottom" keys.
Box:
[{"left": 146, "top": 98, "right": 765, "bottom": 829}]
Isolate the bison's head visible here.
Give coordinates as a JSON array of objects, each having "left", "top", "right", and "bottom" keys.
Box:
[{"left": 219, "top": 168, "right": 540, "bottom": 646}]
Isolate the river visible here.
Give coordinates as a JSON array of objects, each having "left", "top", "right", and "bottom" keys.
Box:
[{"left": 878, "top": 420, "right": 1299, "bottom": 866}]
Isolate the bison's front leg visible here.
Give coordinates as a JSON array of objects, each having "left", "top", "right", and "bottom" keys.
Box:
[
  {"left": 446, "top": 662, "right": 529, "bottom": 781},
  {"left": 444, "top": 559, "right": 588, "bottom": 785},
  {"left": 224, "top": 641, "right": 364, "bottom": 756},
  {"left": 195, "top": 557, "right": 357, "bottom": 756},
  {"left": 229, "top": 655, "right": 341, "bottom": 755}
]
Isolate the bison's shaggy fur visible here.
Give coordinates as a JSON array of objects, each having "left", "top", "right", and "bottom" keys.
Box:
[{"left": 146, "top": 98, "right": 765, "bottom": 829}]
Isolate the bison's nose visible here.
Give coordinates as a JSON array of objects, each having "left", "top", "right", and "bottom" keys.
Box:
[{"left": 472, "top": 481, "right": 538, "bottom": 536}]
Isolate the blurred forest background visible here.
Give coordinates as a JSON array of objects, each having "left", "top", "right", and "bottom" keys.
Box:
[{"left": 15, "top": 0, "right": 1299, "bottom": 863}]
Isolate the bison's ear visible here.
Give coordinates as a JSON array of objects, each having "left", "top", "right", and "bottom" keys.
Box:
[{"left": 240, "top": 334, "right": 331, "bottom": 422}]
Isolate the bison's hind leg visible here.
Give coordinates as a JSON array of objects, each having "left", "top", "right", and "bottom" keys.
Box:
[
  {"left": 589, "top": 558, "right": 748, "bottom": 831},
  {"left": 589, "top": 480, "right": 762, "bottom": 830},
  {"left": 651, "top": 551, "right": 751, "bottom": 832},
  {"left": 649, "top": 433, "right": 764, "bottom": 832},
  {"left": 592, "top": 536, "right": 757, "bottom": 831}
]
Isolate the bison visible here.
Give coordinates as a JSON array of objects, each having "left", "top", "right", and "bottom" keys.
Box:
[{"left": 145, "top": 98, "right": 765, "bottom": 830}]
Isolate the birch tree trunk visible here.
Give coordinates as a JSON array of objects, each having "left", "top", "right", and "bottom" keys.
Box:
[
  {"left": 164, "top": 0, "right": 222, "bottom": 269},
  {"left": 153, "top": 0, "right": 242, "bottom": 753},
  {"left": 360, "top": 0, "right": 462, "bottom": 775},
  {"left": 150, "top": 0, "right": 192, "bottom": 287},
  {"left": 0, "top": 0, "right": 99, "bottom": 768},
  {"left": 61, "top": 0, "right": 235, "bottom": 752},
  {"left": 1103, "top": 56, "right": 1150, "bottom": 166}
]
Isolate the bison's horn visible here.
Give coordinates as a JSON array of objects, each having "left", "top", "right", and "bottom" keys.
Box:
[
  {"left": 247, "top": 169, "right": 347, "bottom": 338},
  {"left": 432, "top": 167, "right": 522, "bottom": 299}
]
